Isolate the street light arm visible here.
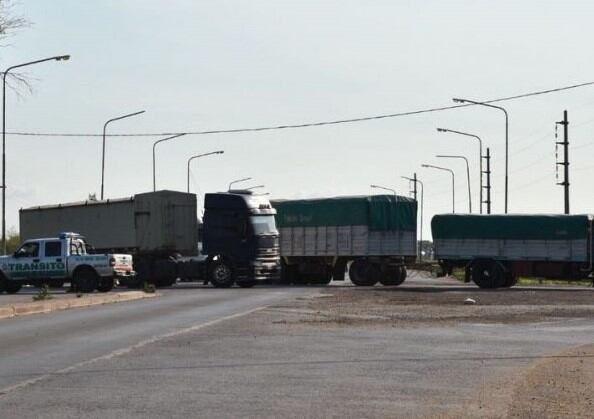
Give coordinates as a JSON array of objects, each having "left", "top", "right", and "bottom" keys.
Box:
[
  {"left": 186, "top": 150, "right": 224, "bottom": 193},
  {"left": 3, "top": 55, "right": 70, "bottom": 78},
  {"left": 228, "top": 177, "right": 252, "bottom": 190}
]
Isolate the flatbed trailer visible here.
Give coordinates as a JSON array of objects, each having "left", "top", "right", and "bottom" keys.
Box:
[{"left": 432, "top": 214, "right": 594, "bottom": 288}]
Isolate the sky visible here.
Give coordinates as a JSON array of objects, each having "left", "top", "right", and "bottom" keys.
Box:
[{"left": 2, "top": 0, "right": 594, "bottom": 239}]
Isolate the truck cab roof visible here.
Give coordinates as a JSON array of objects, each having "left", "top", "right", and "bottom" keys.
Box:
[{"left": 204, "top": 192, "right": 276, "bottom": 215}]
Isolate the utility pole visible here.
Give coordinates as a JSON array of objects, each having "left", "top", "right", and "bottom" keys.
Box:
[
  {"left": 556, "top": 110, "right": 570, "bottom": 214},
  {"left": 402, "top": 173, "right": 423, "bottom": 262},
  {"left": 412, "top": 172, "right": 418, "bottom": 201},
  {"left": 483, "top": 148, "right": 492, "bottom": 214}
]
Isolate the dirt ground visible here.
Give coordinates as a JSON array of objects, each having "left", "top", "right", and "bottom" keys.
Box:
[
  {"left": 268, "top": 273, "right": 594, "bottom": 417},
  {"left": 284, "top": 281, "right": 594, "bottom": 327}
]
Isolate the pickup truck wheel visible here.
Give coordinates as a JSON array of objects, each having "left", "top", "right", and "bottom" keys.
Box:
[
  {"left": 0, "top": 277, "right": 22, "bottom": 294},
  {"left": 209, "top": 261, "right": 234, "bottom": 288},
  {"left": 96, "top": 278, "right": 115, "bottom": 292},
  {"left": 349, "top": 260, "right": 378, "bottom": 286},
  {"left": 74, "top": 267, "right": 98, "bottom": 293}
]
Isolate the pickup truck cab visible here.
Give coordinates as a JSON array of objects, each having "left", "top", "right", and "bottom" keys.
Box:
[{"left": 0, "top": 232, "right": 135, "bottom": 294}]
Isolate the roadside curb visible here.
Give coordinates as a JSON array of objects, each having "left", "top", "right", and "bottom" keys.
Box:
[{"left": 0, "top": 291, "right": 159, "bottom": 320}]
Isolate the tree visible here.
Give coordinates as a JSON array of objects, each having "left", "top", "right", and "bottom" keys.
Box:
[
  {"left": 0, "top": 0, "right": 30, "bottom": 92},
  {"left": 5, "top": 227, "right": 19, "bottom": 253}
]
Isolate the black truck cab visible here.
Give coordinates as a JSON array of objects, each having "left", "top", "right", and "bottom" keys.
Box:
[{"left": 202, "top": 190, "right": 280, "bottom": 287}]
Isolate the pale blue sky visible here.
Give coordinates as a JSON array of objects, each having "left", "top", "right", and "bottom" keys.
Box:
[{"left": 3, "top": 0, "right": 594, "bottom": 238}]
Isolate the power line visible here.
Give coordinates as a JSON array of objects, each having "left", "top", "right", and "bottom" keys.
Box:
[{"left": 6, "top": 80, "right": 594, "bottom": 138}]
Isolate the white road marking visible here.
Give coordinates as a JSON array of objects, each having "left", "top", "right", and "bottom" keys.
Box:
[{"left": 0, "top": 305, "right": 267, "bottom": 396}]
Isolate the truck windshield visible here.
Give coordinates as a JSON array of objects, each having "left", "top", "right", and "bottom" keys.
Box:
[{"left": 250, "top": 216, "right": 277, "bottom": 235}]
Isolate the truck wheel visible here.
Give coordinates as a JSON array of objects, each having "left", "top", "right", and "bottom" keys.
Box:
[
  {"left": 74, "top": 267, "right": 98, "bottom": 293},
  {"left": 0, "top": 276, "right": 22, "bottom": 294},
  {"left": 471, "top": 260, "right": 504, "bottom": 289},
  {"left": 502, "top": 272, "right": 518, "bottom": 288},
  {"left": 209, "top": 261, "right": 235, "bottom": 288},
  {"left": 332, "top": 259, "right": 347, "bottom": 281},
  {"left": 349, "top": 260, "right": 378, "bottom": 286},
  {"left": 379, "top": 266, "right": 405, "bottom": 286},
  {"left": 96, "top": 278, "right": 115, "bottom": 292}
]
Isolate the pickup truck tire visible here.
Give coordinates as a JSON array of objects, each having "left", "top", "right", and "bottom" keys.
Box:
[
  {"left": 74, "top": 267, "right": 98, "bottom": 293},
  {"left": 349, "top": 260, "right": 378, "bottom": 286},
  {"left": 209, "top": 260, "right": 235, "bottom": 288},
  {"left": 96, "top": 278, "right": 115, "bottom": 292},
  {"left": 0, "top": 275, "right": 22, "bottom": 294}
]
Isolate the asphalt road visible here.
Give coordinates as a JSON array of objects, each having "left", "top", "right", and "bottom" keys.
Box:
[{"left": 0, "top": 277, "right": 592, "bottom": 418}]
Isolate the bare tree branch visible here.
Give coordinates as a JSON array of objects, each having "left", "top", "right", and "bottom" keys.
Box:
[{"left": 0, "top": 0, "right": 32, "bottom": 95}]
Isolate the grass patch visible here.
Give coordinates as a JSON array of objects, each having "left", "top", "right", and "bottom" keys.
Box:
[{"left": 32, "top": 284, "right": 54, "bottom": 301}]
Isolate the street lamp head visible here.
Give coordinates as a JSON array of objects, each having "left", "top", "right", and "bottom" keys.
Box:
[
  {"left": 215, "top": 150, "right": 224, "bottom": 155},
  {"left": 421, "top": 164, "right": 429, "bottom": 168},
  {"left": 370, "top": 184, "right": 378, "bottom": 188},
  {"left": 55, "top": 55, "right": 70, "bottom": 61},
  {"left": 436, "top": 128, "right": 447, "bottom": 132},
  {"left": 452, "top": 98, "right": 465, "bottom": 104}
]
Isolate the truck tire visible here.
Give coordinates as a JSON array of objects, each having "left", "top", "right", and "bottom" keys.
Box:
[
  {"left": 471, "top": 260, "right": 504, "bottom": 289},
  {"left": 332, "top": 259, "right": 347, "bottom": 281},
  {"left": 96, "top": 278, "right": 115, "bottom": 292},
  {"left": 209, "top": 260, "right": 235, "bottom": 288},
  {"left": 349, "top": 260, "right": 378, "bottom": 286},
  {"left": 0, "top": 275, "right": 22, "bottom": 294},
  {"left": 502, "top": 272, "right": 518, "bottom": 288},
  {"left": 379, "top": 266, "right": 405, "bottom": 286},
  {"left": 74, "top": 267, "right": 98, "bottom": 293}
]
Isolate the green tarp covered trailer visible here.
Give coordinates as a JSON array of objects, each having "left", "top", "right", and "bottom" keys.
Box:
[
  {"left": 432, "top": 214, "right": 592, "bottom": 262},
  {"left": 272, "top": 195, "right": 417, "bottom": 258}
]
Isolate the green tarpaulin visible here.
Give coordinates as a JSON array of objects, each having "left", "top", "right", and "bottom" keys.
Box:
[
  {"left": 431, "top": 214, "right": 591, "bottom": 240},
  {"left": 272, "top": 195, "right": 417, "bottom": 231}
]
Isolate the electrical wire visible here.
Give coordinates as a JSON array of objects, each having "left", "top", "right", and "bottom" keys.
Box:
[{"left": 6, "top": 80, "right": 594, "bottom": 138}]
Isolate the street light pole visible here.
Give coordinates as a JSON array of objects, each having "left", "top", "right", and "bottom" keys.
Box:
[
  {"left": 436, "top": 128, "right": 483, "bottom": 214},
  {"left": 436, "top": 155, "right": 472, "bottom": 213},
  {"left": 402, "top": 175, "right": 424, "bottom": 261},
  {"left": 2, "top": 54, "right": 70, "bottom": 254},
  {"left": 370, "top": 184, "right": 396, "bottom": 197},
  {"left": 422, "top": 164, "right": 455, "bottom": 213},
  {"left": 101, "top": 110, "right": 145, "bottom": 200},
  {"left": 453, "top": 98, "right": 509, "bottom": 213},
  {"left": 228, "top": 177, "right": 252, "bottom": 191},
  {"left": 186, "top": 150, "right": 224, "bottom": 193},
  {"left": 151, "top": 133, "right": 186, "bottom": 191}
]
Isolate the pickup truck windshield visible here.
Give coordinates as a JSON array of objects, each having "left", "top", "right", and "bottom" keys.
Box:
[{"left": 250, "top": 215, "right": 277, "bottom": 235}]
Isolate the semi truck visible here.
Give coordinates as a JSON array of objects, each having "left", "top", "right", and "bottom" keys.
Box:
[
  {"left": 432, "top": 214, "right": 594, "bottom": 288},
  {"left": 272, "top": 194, "right": 417, "bottom": 286},
  {"left": 19, "top": 190, "right": 280, "bottom": 288},
  {"left": 0, "top": 232, "right": 134, "bottom": 293}
]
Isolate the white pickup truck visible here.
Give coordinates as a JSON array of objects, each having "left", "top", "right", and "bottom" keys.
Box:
[{"left": 0, "top": 232, "right": 135, "bottom": 294}]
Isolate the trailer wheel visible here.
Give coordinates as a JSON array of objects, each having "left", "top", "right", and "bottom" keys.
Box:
[
  {"left": 379, "top": 266, "right": 405, "bottom": 286},
  {"left": 96, "top": 278, "right": 115, "bottom": 292},
  {"left": 0, "top": 275, "right": 22, "bottom": 294},
  {"left": 349, "top": 260, "right": 378, "bottom": 286},
  {"left": 209, "top": 260, "right": 235, "bottom": 288},
  {"left": 471, "top": 260, "right": 504, "bottom": 289},
  {"left": 502, "top": 272, "right": 518, "bottom": 288},
  {"left": 332, "top": 259, "right": 348, "bottom": 281},
  {"left": 74, "top": 267, "right": 98, "bottom": 293}
]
